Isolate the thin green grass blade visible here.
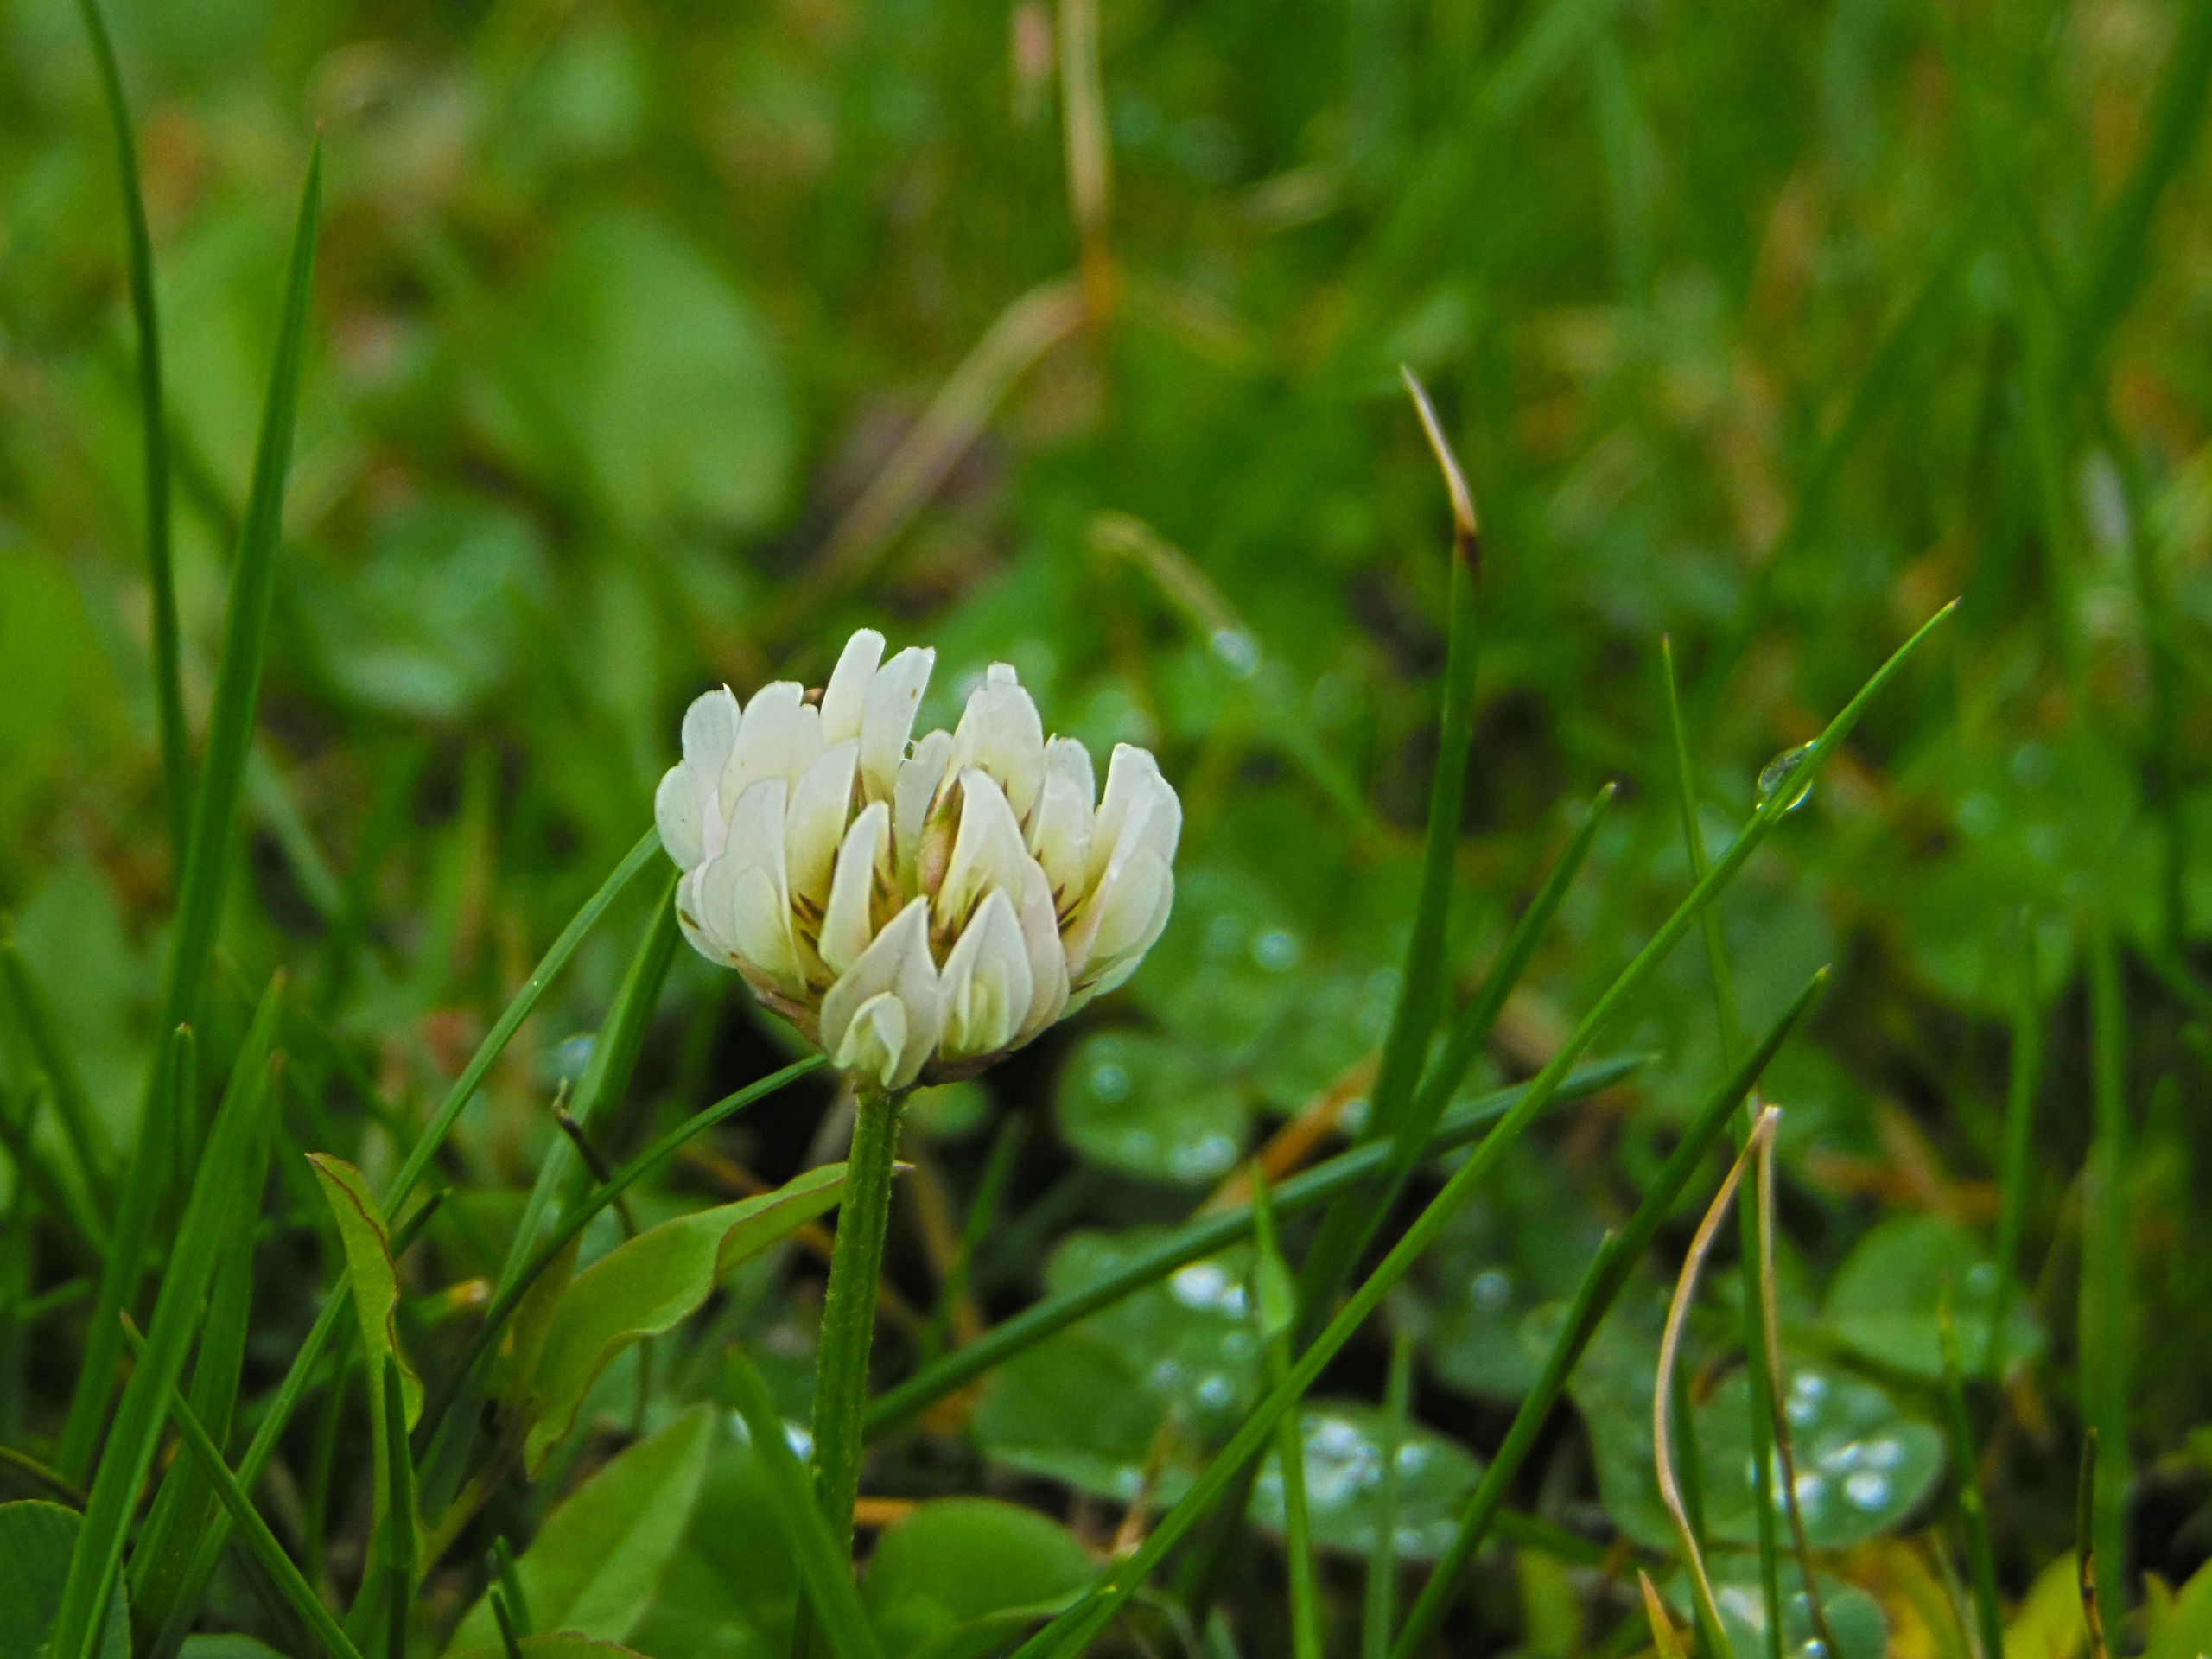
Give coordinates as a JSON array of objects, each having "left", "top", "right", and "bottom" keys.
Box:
[
  {"left": 1390, "top": 970, "right": 1827, "bottom": 1658},
  {"left": 1362, "top": 1327, "right": 1414, "bottom": 1659},
  {"left": 0, "top": 1080, "right": 108, "bottom": 1262},
  {"left": 1660, "top": 639, "right": 1782, "bottom": 1659},
  {"left": 494, "top": 879, "right": 680, "bottom": 1300},
  {"left": 1985, "top": 914, "right": 2042, "bottom": 1379},
  {"left": 2082, "top": 920, "right": 2129, "bottom": 1641},
  {"left": 158, "top": 142, "right": 320, "bottom": 1034},
  {"left": 1939, "top": 1302, "right": 2005, "bottom": 1659},
  {"left": 75, "top": 0, "right": 188, "bottom": 868},
  {"left": 864, "top": 1058, "right": 1641, "bottom": 1437},
  {"left": 130, "top": 1033, "right": 261, "bottom": 1643},
  {"left": 724, "top": 1345, "right": 887, "bottom": 1659},
  {"left": 118, "top": 1319, "right": 366, "bottom": 1659},
  {"left": 0, "top": 938, "right": 117, "bottom": 1208},
  {"left": 51, "top": 976, "right": 284, "bottom": 1659},
  {"left": 378, "top": 1358, "right": 418, "bottom": 1659},
  {"left": 1297, "top": 370, "right": 1480, "bottom": 1319},
  {"left": 1013, "top": 605, "right": 1948, "bottom": 1659},
  {"left": 55, "top": 1017, "right": 190, "bottom": 1480},
  {"left": 1249, "top": 1172, "right": 1320, "bottom": 1659}
]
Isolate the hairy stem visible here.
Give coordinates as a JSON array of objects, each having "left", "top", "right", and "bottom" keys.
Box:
[{"left": 810, "top": 1089, "right": 906, "bottom": 1552}]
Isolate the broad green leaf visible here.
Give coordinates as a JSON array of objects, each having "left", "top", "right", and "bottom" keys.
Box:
[
  {"left": 1054, "top": 1030, "right": 1247, "bottom": 1185},
  {"left": 1127, "top": 863, "right": 1307, "bottom": 1052},
  {"left": 0, "top": 1503, "right": 128, "bottom": 1659},
  {"left": 523, "top": 1163, "right": 848, "bottom": 1469},
  {"left": 1823, "top": 1213, "right": 2044, "bottom": 1382},
  {"left": 449, "top": 1406, "right": 714, "bottom": 1651},
  {"left": 1249, "top": 1403, "right": 1484, "bottom": 1562},
  {"left": 629, "top": 1431, "right": 798, "bottom": 1658},
  {"left": 2146, "top": 1552, "right": 2212, "bottom": 1659},
  {"left": 1662, "top": 1558, "right": 1886, "bottom": 1659},
  {"left": 449, "top": 1642, "right": 651, "bottom": 1659},
  {"left": 864, "top": 1500, "right": 1094, "bottom": 1659}
]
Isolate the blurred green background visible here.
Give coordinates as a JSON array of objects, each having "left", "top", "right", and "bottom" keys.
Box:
[{"left": 3, "top": 0, "right": 2209, "bottom": 1646}]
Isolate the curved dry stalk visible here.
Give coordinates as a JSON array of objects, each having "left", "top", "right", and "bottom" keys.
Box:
[
  {"left": 1751, "top": 1106, "right": 1840, "bottom": 1658},
  {"left": 1655, "top": 1103, "right": 1782, "bottom": 1656}
]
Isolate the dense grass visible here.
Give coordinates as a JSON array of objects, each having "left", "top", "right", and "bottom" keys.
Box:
[{"left": 0, "top": 0, "right": 2207, "bottom": 1654}]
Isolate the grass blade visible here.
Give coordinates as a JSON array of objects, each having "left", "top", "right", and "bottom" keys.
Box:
[
  {"left": 1362, "top": 1327, "right": 1414, "bottom": 1659},
  {"left": 1940, "top": 1300, "right": 2005, "bottom": 1659},
  {"left": 75, "top": 0, "right": 188, "bottom": 868},
  {"left": 1660, "top": 637, "right": 1783, "bottom": 1658},
  {"left": 2082, "top": 919, "right": 2130, "bottom": 1640},
  {"left": 1296, "top": 369, "right": 1481, "bottom": 1319},
  {"left": 52, "top": 976, "right": 284, "bottom": 1659},
  {"left": 1391, "top": 969, "right": 1827, "bottom": 1657},
  {"left": 725, "top": 1344, "right": 887, "bottom": 1659},
  {"left": 1248, "top": 1171, "right": 1320, "bottom": 1659},
  {"left": 378, "top": 1357, "right": 418, "bottom": 1659},
  {"left": 1985, "top": 913, "right": 2043, "bottom": 1378},
  {"left": 54, "top": 1017, "right": 189, "bottom": 1481},
  {"left": 864, "top": 1058, "right": 1641, "bottom": 1437},
  {"left": 130, "top": 1033, "right": 262, "bottom": 1643},
  {"left": 494, "top": 879, "right": 680, "bottom": 1300},
  {"left": 118, "top": 1319, "right": 367, "bottom": 1659}
]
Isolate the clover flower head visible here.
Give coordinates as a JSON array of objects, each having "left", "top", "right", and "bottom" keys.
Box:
[{"left": 657, "top": 629, "right": 1180, "bottom": 1091}]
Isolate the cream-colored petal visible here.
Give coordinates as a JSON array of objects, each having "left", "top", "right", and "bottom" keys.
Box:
[
  {"left": 936, "top": 768, "right": 1031, "bottom": 936},
  {"left": 937, "top": 889, "right": 1033, "bottom": 1062},
  {"left": 821, "top": 898, "right": 941, "bottom": 1090},
  {"left": 683, "top": 685, "right": 741, "bottom": 775},
  {"left": 1013, "top": 855, "right": 1069, "bottom": 1039},
  {"left": 673, "top": 865, "right": 726, "bottom": 965},
  {"left": 944, "top": 664, "right": 1046, "bottom": 821},
  {"left": 1026, "top": 745, "right": 1095, "bottom": 907},
  {"left": 1086, "top": 744, "right": 1181, "bottom": 888},
  {"left": 820, "top": 628, "right": 885, "bottom": 747},
  {"left": 785, "top": 739, "right": 860, "bottom": 906},
  {"left": 655, "top": 764, "right": 706, "bottom": 872},
  {"left": 697, "top": 854, "right": 798, "bottom": 987},
  {"left": 830, "top": 992, "right": 909, "bottom": 1092},
  {"left": 1084, "top": 865, "right": 1175, "bottom": 999},
  {"left": 893, "top": 728, "right": 952, "bottom": 887},
  {"left": 722, "top": 681, "right": 823, "bottom": 801},
  {"left": 859, "top": 646, "right": 935, "bottom": 799},
  {"left": 820, "top": 801, "right": 890, "bottom": 976},
  {"left": 1083, "top": 850, "right": 1173, "bottom": 978}
]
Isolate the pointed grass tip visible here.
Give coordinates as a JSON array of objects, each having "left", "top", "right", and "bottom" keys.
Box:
[{"left": 1399, "top": 365, "right": 1479, "bottom": 574}]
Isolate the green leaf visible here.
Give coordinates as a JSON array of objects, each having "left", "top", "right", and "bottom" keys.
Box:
[
  {"left": 628, "top": 1427, "right": 798, "bottom": 1657},
  {"left": 307, "top": 1154, "right": 423, "bottom": 1534},
  {"left": 0, "top": 1503, "right": 128, "bottom": 1659},
  {"left": 449, "top": 1639, "right": 652, "bottom": 1659},
  {"left": 1127, "top": 863, "right": 1307, "bottom": 1052},
  {"left": 1663, "top": 1558, "right": 1886, "bottom": 1659},
  {"left": 1824, "top": 1214, "right": 2043, "bottom": 1382},
  {"left": 1054, "top": 1029, "right": 1247, "bottom": 1185},
  {"left": 2146, "top": 1553, "right": 2212, "bottom": 1659},
  {"left": 864, "top": 1500, "right": 1094, "bottom": 1659},
  {"left": 1249, "top": 1404, "right": 1484, "bottom": 1563},
  {"left": 522, "top": 1161, "right": 849, "bottom": 1470},
  {"left": 51, "top": 976, "right": 283, "bottom": 1659},
  {"left": 448, "top": 1406, "right": 714, "bottom": 1651}
]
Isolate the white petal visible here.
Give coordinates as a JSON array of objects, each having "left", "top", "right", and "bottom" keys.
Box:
[
  {"left": 1086, "top": 850, "right": 1173, "bottom": 974},
  {"left": 673, "top": 866, "right": 726, "bottom": 964},
  {"left": 893, "top": 728, "right": 952, "bottom": 887},
  {"left": 938, "top": 888, "right": 1033, "bottom": 1061},
  {"left": 1027, "top": 737, "right": 1096, "bottom": 906},
  {"left": 1014, "top": 855, "right": 1069, "bottom": 1039},
  {"left": 821, "top": 629, "right": 885, "bottom": 747},
  {"left": 945, "top": 664, "right": 1046, "bottom": 821},
  {"left": 682, "top": 685, "right": 741, "bottom": 777},
  {"left": 697, "top": 854, "right": 798, "bottom": 986},
  {"left": 831, "top": 992, "right": 910, "bottom": 1092},
  {"left": 785, "top": 739, "right": 860, "bottom": 906},
  {"left": 1086, "top": 744, "right": 1181, "bottom": 889},
  {"left": 722, "top": 681, "right": 823, "bottom": 801},
  {"left": 820, "top": 801, "right": 890, "bottom": 976},
  {"left": 821, "top": 898, "right": 941, "bottom": 1090},
  {"left": 655, "top": 765, "right": 705, "bottom": 872},
  {"left": 859, "top": 646, "right": 935, "bottom": 799},
  {"left": 936, "top": 769, "right": 1032, "bottom": 936}
]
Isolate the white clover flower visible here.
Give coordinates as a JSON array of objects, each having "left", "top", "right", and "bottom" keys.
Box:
[{"left": 657, "top": 629, "right": 1180, "bottom": 1091}]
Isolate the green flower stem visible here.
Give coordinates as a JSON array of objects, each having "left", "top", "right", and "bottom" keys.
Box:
[{"left": 810, "top": 1087, "right": 906, "bottom": 1554}]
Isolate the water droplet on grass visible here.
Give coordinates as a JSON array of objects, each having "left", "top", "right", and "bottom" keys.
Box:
[{"left": 1758, "top": 741, "right": 1817, "bottom": 812}]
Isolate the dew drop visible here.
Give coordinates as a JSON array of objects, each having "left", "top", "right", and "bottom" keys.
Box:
[
  {"left": 1252, "top": 928, "right": 1300, "bottom": 971},
  {"left": 1469, "top": 1268, "right": 1515, "bottom": 1315},
  {"left": 1845, "top": 1467, "right": 1891, "bottom": 1510},
  {"left": 1089, "top": 1061, "right": 1130, "bottom": 1102},
  {"left": 1758, "top": 741, "right": 1817, "bottom": 813}
]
